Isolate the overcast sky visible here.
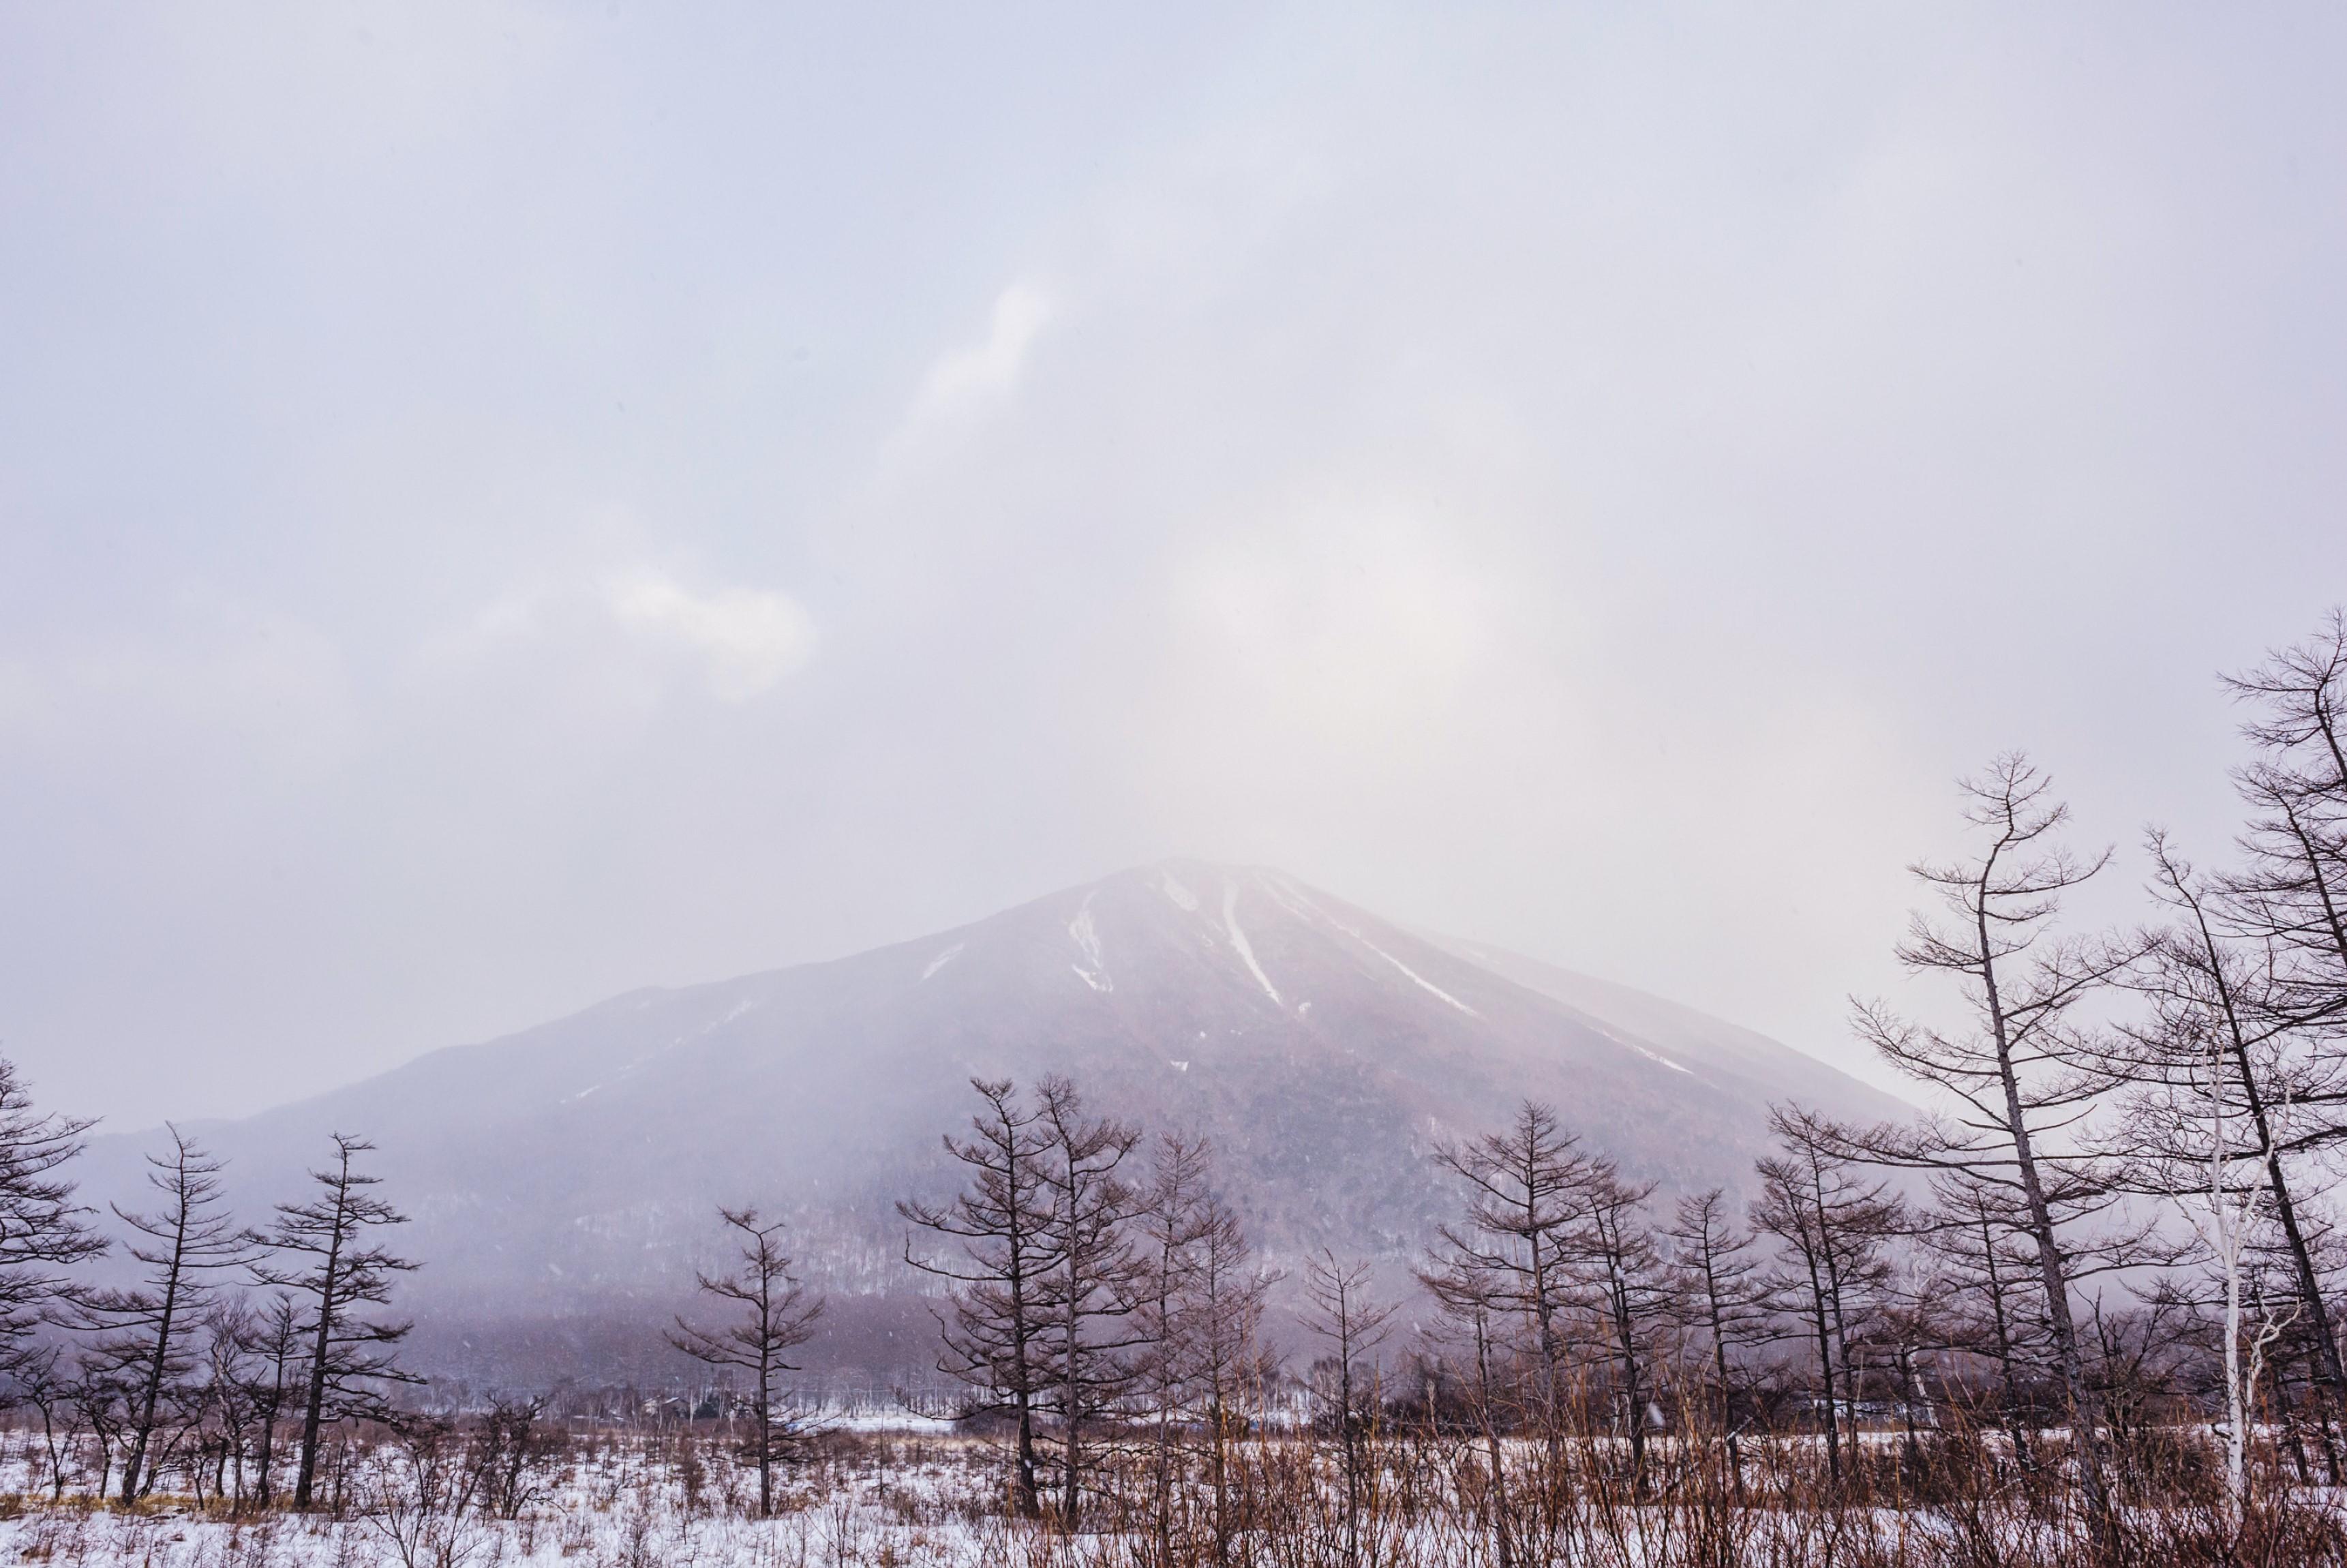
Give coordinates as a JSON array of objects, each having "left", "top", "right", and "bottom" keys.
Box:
[{"left": 4, "top": 5, "right": 2345, "bottom": 1128}]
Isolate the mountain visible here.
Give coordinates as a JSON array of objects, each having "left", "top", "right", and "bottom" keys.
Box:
[
  {"left": 1414, "top": 932, "right": 1900, "bottom": 1130},
  {"left": 80, "top": 862, "right": 1909, "bottom": 1380}
]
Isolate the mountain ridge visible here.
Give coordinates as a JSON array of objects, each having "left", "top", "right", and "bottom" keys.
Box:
[{"left": 79, "top": 860, "right": 1909, "bottom": 1376}]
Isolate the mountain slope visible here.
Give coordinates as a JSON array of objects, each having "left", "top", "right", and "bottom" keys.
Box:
[
  {"left": 80, "top": 862, "right": 1908, "bottom": 1366},
  {"left": 1419, "top": 932, "right": 1910, "bottom": 1119}
]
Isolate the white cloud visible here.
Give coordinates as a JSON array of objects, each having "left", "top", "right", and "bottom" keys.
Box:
[
  {"left": 606, "top": 575, "right": 817, "bottom": 701},
  {"left": 1167, "top": 504, "right": 1504, "bottom": 740},
  {"left": 910, "top": 283, "right": 1055, "bottom": 422}
]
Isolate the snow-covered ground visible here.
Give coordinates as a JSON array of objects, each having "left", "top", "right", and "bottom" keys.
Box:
[
  {"left": 0, "top": 1425, "right": 2337, "bottom": 1566},
  {"left": 0, "top": 1432, "right": 1025, "bottom": 1568},
  {"left": 0, "top": 1503, "right": 1023, "bottom": 1568}
]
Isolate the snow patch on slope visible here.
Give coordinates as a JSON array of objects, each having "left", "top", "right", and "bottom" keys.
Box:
[
  {"left": 1263, "top": 873, "right": 1479, "bottom": 1017},
  {"left": 1070, "top": 896, "right": 1112, "bottom": 993},
  {"left": 1159, "top": 870, "right": 1200, "bottom": 911},
  {"left": 920, "top": 942, "right": 964, "bottom": 982},
  {"left": 1369, "top": 947, "right": 1479, "bottom": 1017},
  {"left": 1222, "top": 877, "right": 1282, "bottom": 1006}
]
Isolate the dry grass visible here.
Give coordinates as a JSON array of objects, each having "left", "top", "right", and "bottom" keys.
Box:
[{"left": 0, "top": 1411, "right": 2340, "bottom": 1567}]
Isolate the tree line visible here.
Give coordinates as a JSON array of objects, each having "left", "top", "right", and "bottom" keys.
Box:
[{"left": 0, "top": 1104, "right": 417, "bottom": 1511}]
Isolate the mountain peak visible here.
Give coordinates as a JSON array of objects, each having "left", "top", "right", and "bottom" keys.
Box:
[{"left": 82, "top": 866, "right": 1905, "bottom": 1380}]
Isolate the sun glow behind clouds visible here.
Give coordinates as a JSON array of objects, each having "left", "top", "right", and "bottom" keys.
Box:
[{"left": 1170, "top": 504, "right": 1502, "bottom": 741}]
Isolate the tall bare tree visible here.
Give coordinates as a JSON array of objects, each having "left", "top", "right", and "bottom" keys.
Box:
[
  {"left": 901, "top": 1077, "right": 1061, "bottom": 1517},
  {"left": 2221, "top": 610, "right": 2347, "bottom": 1038},
  {"left": 75, "top": 1127, "right": 250, "bottom": 1503},
  {"left": 668, "top": 1205, "right": 823, "bottom": 1518},
  {"left": 2122, "top": 830, "right": 2347, "bottom": 1443},
  {"left": 1429, "top": 1101, "right": 1596, "bottom": 1440},
  {"left": 1032, "top": 1075, "right": 1144, "bottom": 1527},
  {"left": 1131, "top": 1134, "right": 1215, "bottom": 1556},
  {"left": 1185, "top": 1156, "right": 1276, "bottom": 1565},
  {"left": 1125, "top": 1133, "right": 1280, "bottom": 1562},
  {"left": 0, "top": 1059, "right": 104, "bottom": 1370},
  {"left": 248, "top": 1133, "right": 418, "bottom": 1510},
  {"left": 1303, "top": 1251, "right": 1397, "bottom": 1568},
  {"left": 2173, "top": 614, "right": 2347, "bottom": 1433},
  {"left": 1840, "top": 756, "right": 2141, "bottom": 1532},
  {"left": 2127, "top": 1021, "right": 2294, "bottom": 1513},
  {"left": 1753, "top": 1111, "right": 1905, "bottom": 1490},
  {"left": 1661, "top": 1188, "right": 1766, "bottom": 1488},
  {"left": 1419, "top": 1253, "right": 1517, "bottom": 1568},
  {"left": 1577, "top": 1161, "right": 1667, "bottom": 1491}
]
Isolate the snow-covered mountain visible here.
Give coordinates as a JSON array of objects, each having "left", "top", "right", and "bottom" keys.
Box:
[{"left": 81, "top": 862, "right": 1907, "bottom": 1376}]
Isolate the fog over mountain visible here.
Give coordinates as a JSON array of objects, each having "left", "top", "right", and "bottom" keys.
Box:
[
  {"left": 10, "top": 10, "right": 2347, "bottom": 1143},
  {"left": 80, "top": 862, "right": 1903, "bottom": 1380}
]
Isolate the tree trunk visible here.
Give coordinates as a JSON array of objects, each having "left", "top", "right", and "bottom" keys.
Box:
[
  {"left": 1474, "top": 1314, "right": 1515, "bottom": 1568},
  {"left": 755, "top": 1355, "right": 773, "bottom": 1518},
  {"left": 292, "top": 1220, "right": 344, "bottom": 1510}
]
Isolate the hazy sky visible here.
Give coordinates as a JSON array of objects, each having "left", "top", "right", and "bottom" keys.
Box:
[{"left": 5, "top": 5, "right": 2346, "bottom": 1128}]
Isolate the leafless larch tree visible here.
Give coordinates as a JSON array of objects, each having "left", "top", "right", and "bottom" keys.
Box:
[
  {"left": 1836, "top": 755, "right": 2151, "bottom": 1535},
  {"left": 73, "top": 1126, "right": 252, "bottom": 1503},
  {"left": 900, "top": 1076, "right": 1064, "bottom": 1518},
  {"left": 247, "top": 1132, "right": 419, "bottom": 1511},
  {"left": 668, "top": 1205, "right": 825, "bottom": 1518}
]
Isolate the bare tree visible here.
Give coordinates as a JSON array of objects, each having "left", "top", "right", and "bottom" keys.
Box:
[
  {"left": 901, "top": 1076, "right": 1061, "bottom": 1517},
  {"left": 1303, "top": 1250, "right": 1397, "bottom": 1568},
  {"left": 1870, "top": 1248, "right": 1965, "bottom": 1471},
  {"left": 1131, "top": 1134, "right": 1215, "bottom": 1556},
  {"left": 1429, "top": 1101, "right": 1596, "bottom": 1441},
  {"left": 239, "top": 1291, "right": 307, "bottom": 1509},
  {"left": 196, "top": 1298, "right": 261, "bottom": 1510},
  {"left": 1577, "top": 1161, "right": 1668, "bottom": 1490},
  {"left": 0, "top": 1059, "right": 105, "bottom": 1371},
  {"left": 2140, "top": 834, "right": 2344, "bottom": 1385},
  {"left": 474, "top": 1394, "right": 554, "bottom": 1520},
  {"left": 2245, "top": 1213, "right": 2347, "bottom": 1481},
  {"left": 1661, "top": 1188, "right": 1766, "bottom": 1488},
  {"left": 2168, "top": 1061, "right": 2290, "bottom": 1512},
  {"left": 10, "top": 1345, "right": 75, "bottom": 1502},
  {"left": 1031, "top": 1075, "right": 1144, "bottom": 1527},
  {"left": 1840, "top": 755, "right": 2142, "bottom": 1533},
  {"left": 248, "top": 1133, "right": 419, "bottom": 1509},
  {"left": 1917, "top": 1172, "right": 2054, "bottom": 1469},
  {"left": 668, "top": 1205, "right": 823, "bottom": 1518},
  {"left": 72, "top": 1360, "right": 132, "bottom": 1498},
  {"left": 1124, "top": 1134, "right": 1281, "bottom": 1561},
  {"left": 1419, "top": 1254, "right": 1517, "bottom": 1568},
  {"left": 1753, "top": 1108, "right": 1905, "bottom": 1490},
  {"left": 74, "top": 1126, "right": 250, "bottom": 1503},
  {"left": 2220, "top": 609, "right": 2347, "bottom": 1038},
  {"left": 1186, "top": 1157, "right": 1277, "bottom": 1565},
  {"left": 2146, "top": 614, "right": 2347, "bottom": 1440}
]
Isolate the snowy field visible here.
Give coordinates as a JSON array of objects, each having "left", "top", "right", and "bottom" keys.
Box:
[
  {"left": 0, "top": 1423, "right": 2341, "bottom": 1567},
  {"left": 0, "top": 1431, "right": 1025, "bottom": 1568}
]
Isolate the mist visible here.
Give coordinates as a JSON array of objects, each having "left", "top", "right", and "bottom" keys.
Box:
[{"left": 4, "top": 4, "right": 2344, "bottom": 1128}]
